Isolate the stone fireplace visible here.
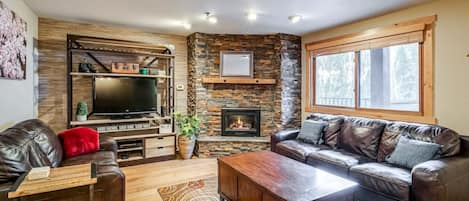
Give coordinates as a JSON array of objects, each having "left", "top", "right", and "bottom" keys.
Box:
[
  {"left": 187, "top": 33, "right": 302, "bottom": 158},
  {"left": 222, "top": 108, "right": 261, "bottom": 137}
]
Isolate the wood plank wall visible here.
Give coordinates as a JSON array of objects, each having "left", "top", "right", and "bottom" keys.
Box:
[{"left": 38, "top": 18, "right": 187, "bottom": 132}]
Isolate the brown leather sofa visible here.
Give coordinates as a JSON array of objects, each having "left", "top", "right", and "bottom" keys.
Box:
[
  {"left": 271, "top": 113, "right": 469, "bottom": 201},
  {"left": 0, "top": 119, "right": 125, "bottom": 201}
]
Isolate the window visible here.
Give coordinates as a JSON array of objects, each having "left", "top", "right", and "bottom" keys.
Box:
[
  {"left": 315, "top": 52, "right": 355, "bottom": 107},
  {"left": 305, "top": 16, "right": 436, "bottom": 124},
  {"left": 359, "top": 43, "right": 420, "bottom": 111}
]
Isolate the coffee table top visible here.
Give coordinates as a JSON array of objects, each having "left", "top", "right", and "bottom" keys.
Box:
[{"left": 218, "top": 151, "right": 357, "bottom": 201}]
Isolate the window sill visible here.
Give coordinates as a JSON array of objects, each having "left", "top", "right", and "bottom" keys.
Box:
[{"left": 306, "top": 106, "right": 437, "bottom": 124}]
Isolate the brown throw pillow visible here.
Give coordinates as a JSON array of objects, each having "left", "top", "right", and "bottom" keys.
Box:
[
  {"left": 338, "top": 118, "right": 386, "bottom": 160},
  {"left": 307, "top": 114, "right": 344, "bottom": 148}
]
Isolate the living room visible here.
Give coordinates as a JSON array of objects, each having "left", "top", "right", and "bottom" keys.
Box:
[{"left": 1, "top": 0, "right": 468, "bottom": 201}]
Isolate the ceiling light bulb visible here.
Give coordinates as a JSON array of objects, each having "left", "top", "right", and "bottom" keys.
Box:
[
  {"left": 207, "top": 15, "right": 218, "bottom": 24},
  {"left": 205, "top": 12, "right": 218, "bottom": 24},
  {"left": 247, "top": 12, "right": 257, "bottom": 21},
  {"left": 288, "top": 15, "right": 302, "bottom": 24},
  {"left": 182, "top": 22, "right": 192, "bottom": 30}
]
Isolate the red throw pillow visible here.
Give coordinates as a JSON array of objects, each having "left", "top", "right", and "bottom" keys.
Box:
[{"left": 59, "top": 127, "right": 100, "bottom": 158}]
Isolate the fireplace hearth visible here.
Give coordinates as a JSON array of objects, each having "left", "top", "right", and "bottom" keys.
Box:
[{"left": 222, "top": 108, "right": 261, "bottom": 137}]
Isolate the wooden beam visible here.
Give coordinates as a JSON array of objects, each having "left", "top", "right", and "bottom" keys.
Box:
[
  {"left": 305, "top": 15, "right": 437, "bottom": 51},
  {"left": 75, "top": 38, "right": 168, "bottom": 51},
  {"left": 201, "top": 77, "right": 276, "bottom": 85}
]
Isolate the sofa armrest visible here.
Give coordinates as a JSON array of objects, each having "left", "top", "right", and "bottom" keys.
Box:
[
  {"left": 99, "top": 135, "right": 118, "bottom": 155},
  {"left": 0, "top": 182, "right": 13, "bottom": 201},
  {"left": 412, "top": 155, "right": 469, "bottom": 201},
  {"left": 96, "top": 166, "right": 125, "bottom": 201},
  {"left": 271, "top": 129, "right": 300, "bottom": 152}
]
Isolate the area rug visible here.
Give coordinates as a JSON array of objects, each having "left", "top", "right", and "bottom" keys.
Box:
[{"left": 157, "top": 176, "right": 219, "bottom": 201}]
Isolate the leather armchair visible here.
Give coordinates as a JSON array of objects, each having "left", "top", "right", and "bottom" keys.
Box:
[
  {"left": 270, "top": 129, "right": 299, "bottom": 152},
  {"left": 0, "top": 119, "right": 125, "bottom": 201}
]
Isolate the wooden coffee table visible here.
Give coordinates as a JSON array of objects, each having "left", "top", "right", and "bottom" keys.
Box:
[{"left": 218, "top": 151, "right": 357, "bottom": 201}]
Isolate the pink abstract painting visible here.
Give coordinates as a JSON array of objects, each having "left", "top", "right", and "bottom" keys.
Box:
[{"left": 0, "top": 0, "right": 27, "bottom": 80}]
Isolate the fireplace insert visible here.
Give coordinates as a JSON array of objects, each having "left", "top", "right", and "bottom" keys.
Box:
[{"left": 221, "top": 108, "right": 261, "bottom": 137}]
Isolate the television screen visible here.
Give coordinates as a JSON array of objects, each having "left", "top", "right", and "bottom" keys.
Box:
[{"left": 93, "top": 77, "right": 157, "bottom": 115}]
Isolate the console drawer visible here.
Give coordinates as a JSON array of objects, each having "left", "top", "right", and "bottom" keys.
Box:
[
  {"left": 145, "top": 136, "right": 175, "bottom": 148},
  {"left": 145, "top": 146, "right": 175, "bottom": 158}
]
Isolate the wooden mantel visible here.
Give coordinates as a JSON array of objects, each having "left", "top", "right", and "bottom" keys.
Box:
[{"left": 201, "top": 77, "right": 276, "bottom": 85}]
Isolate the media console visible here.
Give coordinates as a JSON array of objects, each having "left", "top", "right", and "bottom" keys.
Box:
[{"left": 70, "top": 116, "right": 176, "bottom": 166}]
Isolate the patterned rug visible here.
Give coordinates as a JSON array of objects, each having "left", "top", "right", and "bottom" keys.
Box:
[{"left": 158, "top": 176, "right": 219, "bottom": 201}]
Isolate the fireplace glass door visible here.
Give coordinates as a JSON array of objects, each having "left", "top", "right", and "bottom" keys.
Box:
[{"left": 222, "top": 108, "right": 260, "bottom": 137}]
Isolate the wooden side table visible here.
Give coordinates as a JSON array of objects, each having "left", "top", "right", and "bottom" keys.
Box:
[{"left": 8, "top": 163, "right": 97, "bottom": 201}]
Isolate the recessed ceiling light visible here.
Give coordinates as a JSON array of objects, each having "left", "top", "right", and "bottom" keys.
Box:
[
  {"left": 182, "top": 22, "right": 192, "bottom": 30},
  {"left": 208, "top": 16, "right": 218, "bottom": 24},
  {"left": 205, "top": 12, "right": 218, "bottom": 24},
  {"left": 247, "top": 12, "right": 257, "bottom": 21},
  {"left": 288, "top": 15, "right": 302, "bottom": 24}
]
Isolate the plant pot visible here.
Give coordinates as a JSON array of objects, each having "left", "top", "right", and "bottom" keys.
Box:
[
  {"left": 178, "top": 135, "right": 196, "bottom": 160},
  {"left": 76, "top": 115, "right": 87, "bottom": 122}
]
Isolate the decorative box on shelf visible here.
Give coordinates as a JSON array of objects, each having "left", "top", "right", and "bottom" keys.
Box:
[{"left": 111, "top": 62, "right": 139, "bottom": 74}]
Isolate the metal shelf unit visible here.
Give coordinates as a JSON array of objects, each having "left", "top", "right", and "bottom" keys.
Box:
[{"left": 66, "top": 34, "right": 176, "bottom": 166}]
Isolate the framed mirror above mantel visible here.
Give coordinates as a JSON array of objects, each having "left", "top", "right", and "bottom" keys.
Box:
[
  {"left": 200, "top": 50, "right": 276, "bottom": 85},
  {"left": 220, "top": 51, "right": 254, "bottom": 78}
]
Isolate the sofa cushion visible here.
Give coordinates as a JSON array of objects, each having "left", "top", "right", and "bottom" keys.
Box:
[
  {"left": 385, "top": 136, "right": 441, "bottom": 169},
  {"left": 338, "top": 117, "right": 386, "bottom": 160},
  {"left": 9, "top": 119, "right": 63, "bottom": 167},
  {"left": 60, "top": 151, "right": 118, "bottom": 167},
  {"left": 350, "top": 163, "right": 412, "bottom": 201},
  {"left": 297, "top": 120, "right": 327, "bottom": 144},
  {"left": 306, "top": 113, "right": 345, "bottom": 148},
  {"left": 0, "top": 135, "right": 50, "bottom": 182},
  {"left": 0, "top": 122, "right": 56, "bottom": 182},
  {"left": 275, "top": 140, "right": 325, "bottom": 162},
  {"left": 377, "top": 122, "right": 460, "bottom": 162},
  {"left": 306, "top": 149, "right": 372, "bottom": 178}
]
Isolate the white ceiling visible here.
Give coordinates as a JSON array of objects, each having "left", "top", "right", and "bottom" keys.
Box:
[{"left": 24, "top": 0, "right": 430, "bottom": 36}]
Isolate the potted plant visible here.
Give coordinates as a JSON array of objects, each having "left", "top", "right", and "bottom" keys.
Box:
[
  {"left": 174, "top": 112, "right": 200, "bottom": 159},
  {"left": 76, "top": 101, "right": 88, "bottom": 122}
]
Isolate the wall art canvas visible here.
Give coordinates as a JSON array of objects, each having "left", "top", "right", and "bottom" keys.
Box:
[{"left": 0, "top": 1, "right": 27, "bottom": 80}]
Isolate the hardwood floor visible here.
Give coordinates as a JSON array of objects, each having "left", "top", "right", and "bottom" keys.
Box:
[{"left": 121, "top": 159, "right": 218, "bottom": 201}]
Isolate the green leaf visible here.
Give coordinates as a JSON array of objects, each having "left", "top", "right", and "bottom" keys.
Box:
[{"left": 173, "top": 113, "right": 201, "bottom": 138}]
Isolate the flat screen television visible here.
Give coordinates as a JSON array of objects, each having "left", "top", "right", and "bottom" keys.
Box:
[{"left": 93, "top": 77, "right": 157, "bottom": 116}]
